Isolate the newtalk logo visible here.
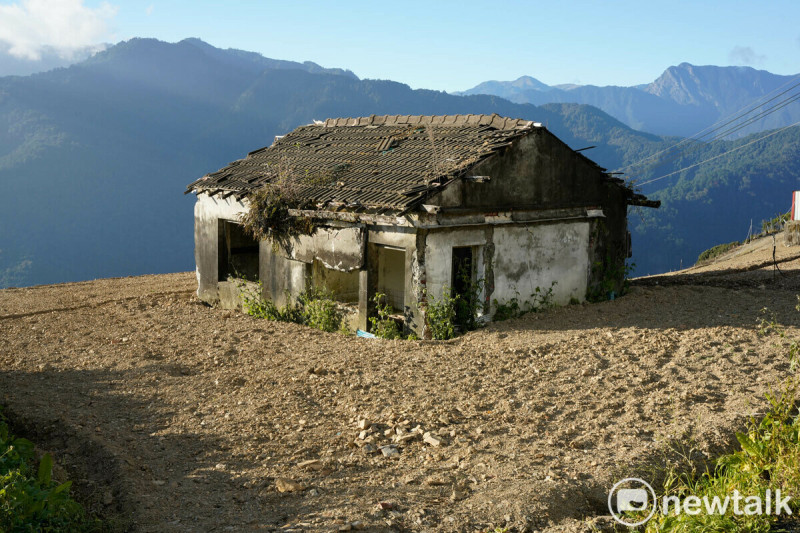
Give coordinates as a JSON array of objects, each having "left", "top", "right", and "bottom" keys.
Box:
[{"left": 608, "top": 478, "right": 792, "bottom": 527}]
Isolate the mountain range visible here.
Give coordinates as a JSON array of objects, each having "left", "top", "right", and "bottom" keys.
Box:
[
  {"left": 459, "top": 65, "right": 800, "bottom": 138},
  {"left": 0, "top": 38, "right": 797, "bottom": 288}
]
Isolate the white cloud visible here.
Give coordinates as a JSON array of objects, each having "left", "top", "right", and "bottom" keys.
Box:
[
  {"left": 145, "top": 4, "right": 153, "bottom": 16},
  {"left": 0, "top": 0, "right": 117, "bottom": 61},
  {"left": 728, "top": 45, "right": 766, "bottom": 67}
]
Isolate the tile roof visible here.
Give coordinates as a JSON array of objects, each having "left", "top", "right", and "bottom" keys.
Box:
[{"left": 186, "top": 114, "right": 541, "bottom": 214}]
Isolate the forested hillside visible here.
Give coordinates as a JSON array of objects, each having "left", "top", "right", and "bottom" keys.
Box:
[{"left": 0, "top": 38, "right": 796, "bottom": 287}]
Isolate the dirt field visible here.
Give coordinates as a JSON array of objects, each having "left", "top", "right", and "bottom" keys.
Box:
[{"left": 1, "top": 234, "right": 800, "bottom": 532}]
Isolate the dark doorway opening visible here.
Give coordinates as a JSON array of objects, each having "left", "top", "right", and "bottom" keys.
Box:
[
  {"left": 451, "top": 246, "right": 474, "bottom": 296},
  {"left": 218, "top": 220, "right": 259, "bottom": 281},
  {"left": 452, "top": 246, "right": 477, "bottom": 328}
]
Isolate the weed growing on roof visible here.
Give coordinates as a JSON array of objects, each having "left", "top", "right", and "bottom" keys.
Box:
[
  {"left": 238, "top": 156, "right": 351, "bottom": 252},
  {"left": 239, "top": 185, "right": 314, "bottom": 253}
]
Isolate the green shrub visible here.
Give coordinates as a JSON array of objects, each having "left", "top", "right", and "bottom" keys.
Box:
[
  {"left": 238, "top": 181, "right": 314, "bottom": 252},
  {"left": 493, "top": 295, "right": 523, "bottom": 321},
  {"left": 426, "top": 289, "right": 458, "bottom": 340},
  {"left": 0, "top": 411, "right": 100, "bottom": 532},
  {"left": 453, "top": 269, "right": 484, "bottom": 331},
  {"left": 237, "top": 281, "right": 344, "bottom": 333},
  {"left": 492, "top": 283, "right": 557, "bottom": 321},
  {"left": 636, "top": 297, "right": 800, "bottom": 532},
  {"left": 238, "top": 280, "right": 281, "bottom": 319},
  {"left": 425, "top": 273, "right": 485, "bottom": 339},
  {"left": 697, "top": 241, "right": 740, "bottom": 264},
  {"left": 299, "top": 290, "right": 342, "bottom": 333},
  {"left": 529, "top": 283, "right": 556, "bottom": 311},
  {"left": 637, "top": 384, "right": 800, "bottom": 532},
  {"left": 587, "top": 257, "right": 634, "bottom": 302},
  {"left": 369, "top": 293, "right": 403, "bottom": 340}
]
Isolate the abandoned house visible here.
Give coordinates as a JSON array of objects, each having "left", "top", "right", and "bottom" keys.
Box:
[{"left": 185, "top": 113, "right": 658, "bottom": 336}]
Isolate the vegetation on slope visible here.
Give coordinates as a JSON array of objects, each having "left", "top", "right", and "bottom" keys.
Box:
[
  {"left": 0, "top": 410, "right": 100, "bottom": 531},
  {"left": 632, "top": 299, "right": 800, "bottom": 532}
]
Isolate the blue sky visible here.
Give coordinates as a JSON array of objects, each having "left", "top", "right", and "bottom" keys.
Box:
[{"left": 1, "top": 0, "right": 799, "bottom": 90}]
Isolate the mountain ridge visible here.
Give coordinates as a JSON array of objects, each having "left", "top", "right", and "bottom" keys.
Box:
[
  {"left": 0, "top": 38, "right": 796, "bottom": 287},
  {"left": 459, "top": 63, "right": 800, "bottom": 138}
]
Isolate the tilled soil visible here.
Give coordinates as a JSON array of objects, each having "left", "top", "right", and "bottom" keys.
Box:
[{"left": 1, "top": 238, "right": 800, "bottom": 532}]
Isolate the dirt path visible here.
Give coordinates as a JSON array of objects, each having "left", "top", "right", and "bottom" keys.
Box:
[{"left": 1, "top": 238, "right": 799, "bottom": 532}]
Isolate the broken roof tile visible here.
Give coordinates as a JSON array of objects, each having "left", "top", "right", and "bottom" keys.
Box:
[{"left": 186, "top": 114, "right": 540, "bottom": 213}]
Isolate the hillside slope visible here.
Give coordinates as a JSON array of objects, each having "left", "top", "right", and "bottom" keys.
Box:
[
  {"left": 0, "top": 39, "right": 671, "bottom": 289},
  {"left": 1, "top": 238, "right": 799, "bottom": 531},
  {"left": 1, "top": 38, "right": 797, "bottom": 288}
]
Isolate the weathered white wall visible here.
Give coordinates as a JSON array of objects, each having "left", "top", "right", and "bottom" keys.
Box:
[
  {"left": 492, "top": 221, "right": 589, "bottom": 307},
  {"left": 312, "top": 260, "right": 359, "bottom": 302},
  {"left": 423, "top": 221, "right": 589, "bottom": 321},
  {"left": 194, "top": 194, "right": 248, "bottom": 303},
  {"left": 425, "top": 228, "right": 487, "bottom": 305},
  {"left": 287, "top": 226, "right": 364, "bottom": 272}
]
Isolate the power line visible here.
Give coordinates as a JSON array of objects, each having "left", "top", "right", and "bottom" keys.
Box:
[
  {"left": 706, "top": 92, "right": 800, "bottom": 142},
  {"left": 621, "top": 90, "right": 800, "bottom": 184},
  {"left": 614, "top": 74, "right": 800, "bottom": 175},
  {"left": 620, "top": 88, "right": 800, "bottom": 178},
  {"left": 620, "top": 89, "right": 800, "bottom": 185},
  {"left": 636, "top": 119, "right": 800, "bottom": 187}
]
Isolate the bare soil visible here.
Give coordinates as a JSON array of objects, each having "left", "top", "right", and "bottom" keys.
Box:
[{"left": 2, "top": 235, "right": 800, "bottom": 532}]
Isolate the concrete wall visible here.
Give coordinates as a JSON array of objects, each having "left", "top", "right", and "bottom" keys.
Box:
[
  {"left": 422, "top": 220, "right": 590, "bottom": 324},
  {"left": 491, "top": 222, "right": 589, "bottom": 306},
  {"left": 195, "top": 192, "right": 365, "bottom": 309},
  {"left": 312, "top": 260, "right": 359, "bottom": 302},
  {"left": 264, "top": 225, "right": 365, "bottom": 307},
  {"left": 425, "top": 127, "right": 631, "bottom": 296},
  {"left": 424, "top": 227, "right": 488, "bottom": 316},
  {"left": 260, "top": 244, "right": 309, "bottom": 308},
  {"left": 194, "top": 193, "right": 248, "bottom": 304},
  {"left": 285, "top": 226, "right": 364, "bottom": 272},
  {"left": 431, "top": 130, "right": 607, "bottom": 210}
]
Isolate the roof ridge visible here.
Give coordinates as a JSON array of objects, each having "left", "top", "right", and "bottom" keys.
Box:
[{"left": 322, "top": 113, "right": 538, "bottom": 130}]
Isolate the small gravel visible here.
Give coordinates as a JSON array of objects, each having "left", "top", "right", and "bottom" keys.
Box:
[{"left": 1, "top": 236, "right": 799, "bottom": 532}]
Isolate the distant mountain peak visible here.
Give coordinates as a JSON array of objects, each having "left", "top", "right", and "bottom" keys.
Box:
[
  {"left": 458, "top": 63, "right": 800, "bottom": 138},
  {"left": 457, "top": 75, "right": 553, "bottom": 99},
  {"left": 82, "top": 37, "right": 358, "bottom": 81},
  {"left": 510, "top": 75, "right": 552, "bottom": 90}
]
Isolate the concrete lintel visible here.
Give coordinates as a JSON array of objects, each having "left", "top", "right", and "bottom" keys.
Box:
[
  {"left": 289, "top": 209, "right": 411, "bottom": 227},
  {"left": 410, "top": 206, "right": 602, "bottom": 229}
]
